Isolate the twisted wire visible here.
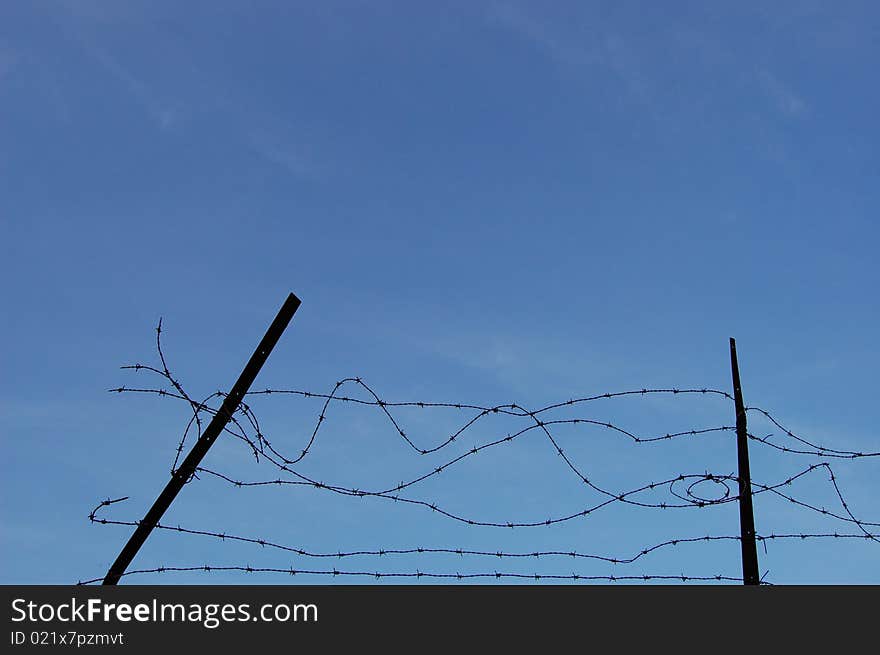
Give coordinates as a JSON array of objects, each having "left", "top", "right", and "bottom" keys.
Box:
[{"left": 88, "top": 323, "right": 879, "bottom": 585}]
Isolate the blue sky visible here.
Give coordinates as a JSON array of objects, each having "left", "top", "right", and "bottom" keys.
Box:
[{"left": 2, "top": 1, "right": 878, "bottom": 585}]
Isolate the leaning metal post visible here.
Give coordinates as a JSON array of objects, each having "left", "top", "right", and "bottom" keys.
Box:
[{"left": 102, "top": 292, "right": 301, "bottom": 585}]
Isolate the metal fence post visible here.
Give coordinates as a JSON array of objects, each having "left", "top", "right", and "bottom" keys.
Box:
[
  {"left": 730, "top": 337, "right": 760, "bottom": 585},
  {"left": 102, "top": 292, "right": 301, "bottom": 584}
]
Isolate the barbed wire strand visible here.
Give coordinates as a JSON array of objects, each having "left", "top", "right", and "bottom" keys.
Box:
[
  {"left": 77, "top": 566, "right": 751, "bottom": 586},
  {"left": 88, "top": 498, "right": 876, "bottom": 565}
]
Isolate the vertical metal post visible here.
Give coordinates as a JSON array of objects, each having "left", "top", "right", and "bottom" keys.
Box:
[
  {"left": 102, "top": 292, "right": 302, "bottom": 585},
  {"left": 730, "top": 337, "right": 760, "bottom": 585}
]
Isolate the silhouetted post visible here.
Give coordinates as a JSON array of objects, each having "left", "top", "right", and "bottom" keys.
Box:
[
  {"left": 730, "top": 337, "right": 760, "bottom": 585},
  {"left": 102, "top": 292, "right": 302, "bottom": 585}
]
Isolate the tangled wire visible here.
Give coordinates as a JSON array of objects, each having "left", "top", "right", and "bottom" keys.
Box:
[{"left": 81, "top": 320, "right": 880, "bottom": 584}]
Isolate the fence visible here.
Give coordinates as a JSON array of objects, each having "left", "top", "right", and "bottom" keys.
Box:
[{"left": 81, "top": 294, "right": 880, "bottom": 585}]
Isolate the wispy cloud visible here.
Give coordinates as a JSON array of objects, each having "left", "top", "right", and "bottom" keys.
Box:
[
  {"left": 487, "top": 2, "right": 597, "bottom": 70},
  {"left": 758, "top": 69, "right": 808, "bottom": 118},
  {"left": 47, "top": 3, "right": 182, "bottom": 131},
  {"left": 78, "top": 38, "right": 181, "bottom": 131},
  {"left": 247, "top": 127, "right": 325, "bottom": 180},
  {"left": 486, "top": 2, "right": 651, "bottom": 101},
  {"left": 50, "top": 4, "right": 323, "bottom": 176}
]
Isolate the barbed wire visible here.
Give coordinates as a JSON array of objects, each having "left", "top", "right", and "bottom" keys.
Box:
[
  {"left": 112, "top": 323, "right": 879, "bottom": 468},
  {"left": 87, "top": 322, "right": 879, "bottom": 584},
  {"left": 87, "top": 497, "right": 876, "bottom": 565},
  {"left": 110, "top": 379, "right": 879, "bottom": 468},
  {"left": 77, "top": 566, "right": 752, "bottom": 586},
  {"left": 190, "top": 462, "right": 879, "bottom": 538},
  {"left": 111, "top": 378, "right": 744, "bottom": 512},
  {"left": 744, "top": 409, "right": 879, "bottom": 458}
]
